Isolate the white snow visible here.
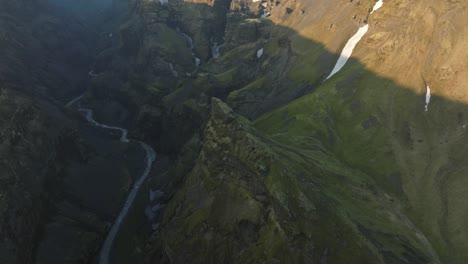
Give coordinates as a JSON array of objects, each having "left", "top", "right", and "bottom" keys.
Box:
[
  {"left": 252, "top": 0, "right": 261, "bottom": 2},
  {"left": 195, "top": 57, "right": 201, "bottom": 67},
  {"left": 257, "top": 48, "right": 264, "bottom": 58},
  {"left": 324, "top": 0, "right": 384, "bottom": 81},
  {"left": 159, "top": 0, "right": 168, "bottom": 5},
  {"left": 261, "top": 2, "right": 268, "bottom": 7},
  {"left": 370, "top": 0, "right": 384, "bottom": 14},
  {"left": 424, "top": 85, "right": 431, "bottom": 112},
  {"left": 325, "top": 24, "right": 369, "bottom": 80}
]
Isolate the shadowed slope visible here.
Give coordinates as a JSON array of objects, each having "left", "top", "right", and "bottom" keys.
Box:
[
  {"left": 127, "top": 1, "right": 468, "bottom": 263},
  {"left": 1, "top": 0, "right": 467, "bottom": 263}
]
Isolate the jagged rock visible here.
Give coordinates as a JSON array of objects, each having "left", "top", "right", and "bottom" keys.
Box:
[
  {"left": 3, "top": 0, "right": 468, "bottom": 263},
  {"left": 149, "top": 98, "right": 383, "bottom": 263},
  {"left": 224, "top": 13, "right": 263, "bottom": 50}
]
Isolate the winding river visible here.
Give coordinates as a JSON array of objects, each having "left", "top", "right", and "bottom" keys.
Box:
[{"left": 66, "top": 95, "right": 157, "bottom": 264}]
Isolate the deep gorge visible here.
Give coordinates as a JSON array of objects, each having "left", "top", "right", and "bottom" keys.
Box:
[{"left": 1, "top": 0, "right": 468, "bottom": 263}]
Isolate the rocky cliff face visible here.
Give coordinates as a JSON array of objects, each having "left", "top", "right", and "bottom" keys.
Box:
[
  {"left": 138, "top": 0, "right": 468, "bottom": 263},
  {"left": 147, "top": 98, "right": 383, "bottom": 263},
  {"left": 0, "top": 89, "right": 73, "bottom": 263},
  {"left": 2, "top": 0, "right": 468, "bottom": 263},
  {"left": 0, "top": 1, "right": 149, "bottom": 263},
  {"left": 0, "top": 0, "right": 97, "bottom": 101}
]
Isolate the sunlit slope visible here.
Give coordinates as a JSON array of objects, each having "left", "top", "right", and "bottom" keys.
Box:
[
  {"left": 255, "top": 2, "right": 468, "bottom": 262},
  {"left": 156, "top": 99, "right": 437, "bottom": 263}
]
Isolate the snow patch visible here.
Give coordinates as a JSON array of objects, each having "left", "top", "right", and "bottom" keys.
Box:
[
  {"left": 325, "top": 24, "right": 369, "bottom": 80},
  {"left": 370, "top": 0, "right": 384, "bottom": 14},
  {"left": 424, "top": 85, "right": 431, "bottom": 112},
  {"left": 159, "top": 0, "right": 168, "bottom": 5},
  {"left": 257, "top": 48, "right": 264, "bottom": 58},
  {"left": 324, "top": 0, "right": 384, "bottom": 81}
]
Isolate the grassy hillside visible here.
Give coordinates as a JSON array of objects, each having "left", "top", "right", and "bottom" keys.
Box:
[{"left": 255, "top": 57, "right": 468, "bottom": 263}]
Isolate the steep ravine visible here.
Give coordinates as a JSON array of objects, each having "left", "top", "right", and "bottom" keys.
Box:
[
  {"left": 65, "top": 97, "right": 160, "bottom": 264},
  {"left": 2, "top": 0, "right": 468, "bottom": 263},
  {"left": 0, "top": 0, "right": 160, "bottom": 263}
]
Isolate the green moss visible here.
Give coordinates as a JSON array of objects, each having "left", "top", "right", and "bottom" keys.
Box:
[
  {"left": 227, "top": 77, "right": 267, "bottom": 101},
  {"left": 216, "top": 43, "right": 257, "bottom": 65},
  {"left": 287, "top": 36, "right": 332, "bottom": 83},
  {"left": 234, "top": 215, "right": 295, "bottom": 264},
  {"left": 183, "top": 208, "right": 210, "bottom": 234},
  {"left": 213, "top": 67, "right": 239, "bottom": 85},
  {"left": 252, "top": 63, "right": 442, "bottom": 262},
  {"left": 143, "top": 23, "right": 192, "bottom": 65}
]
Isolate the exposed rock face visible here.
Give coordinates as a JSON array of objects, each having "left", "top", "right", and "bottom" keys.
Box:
[
  {"left": 0, "top": 89, "right": 74, "bottom": 263},
  {"left": 0, "top": 0, "right": 96, "bottom": 101},
  {"left": 2, "top": 0, "right": 468, "bottom": 263},
  {"left": 147, "top": 98, "right": 442, "bottom": 263},
  {"left": 0, "top": 89, "right": 147, "bottom": 263},
  {"left": 149, "top": 98, "right": 380, "bottom": 263},
  {"left": 0, "top": 1, "right": 148, "bottom": 263},
  {"left": 139, "top": 0, "right": 468, "bottom": 263},
  {"left": 223, "top": 14, "right": 262, "bottom": 50}
]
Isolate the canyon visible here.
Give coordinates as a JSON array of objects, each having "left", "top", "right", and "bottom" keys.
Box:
[{"left": 1, "top": 0, "right": 467, "bottom": 263}]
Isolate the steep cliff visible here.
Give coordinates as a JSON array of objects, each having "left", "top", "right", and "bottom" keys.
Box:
[
  {"left": 255, "top": 1, "right": 468, "bottom": 263},
  {"left": 147, "top": 98, "right": 440, "bottom": 263},
  {"left": 2, "top": 0, "right": 468, "bottom": 263},
  {"left": 140, "top": 0, "right": 468, "bottom": 263},
  {"left": 0, "top": 1, "right": 150, "bottom": 263}
]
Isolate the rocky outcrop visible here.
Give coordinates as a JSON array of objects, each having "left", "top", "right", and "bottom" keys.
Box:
[
  {"left": 0, "top": 89, "right": 71, "bottom": 263},
  {"left": 0, "top": 1, "right": 152, "bottom": 263},
  {"left": 139, "top": 1, "right": 468, "bottom": 262},
  {"left": 0, "top": 0, "right": 97, "bottom": 102},
  {"left": 146, "top": 98, "right": 438, "bottom": 263},
  {"left": 223, "top": 14, "right": 262, "bottom": 50},
  {"left": 3, "top": 0, "right": 468, "bottom": 263}
]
